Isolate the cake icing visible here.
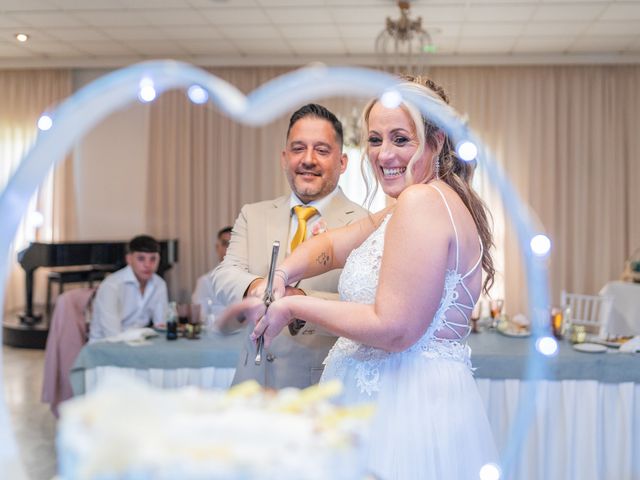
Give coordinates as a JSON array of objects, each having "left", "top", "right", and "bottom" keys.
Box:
[{"left": 57, "top": 376, "right": 371, "bottom": 480}]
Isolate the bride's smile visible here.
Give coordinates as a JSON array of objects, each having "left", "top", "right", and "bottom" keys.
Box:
[{"left": 366, "top": 101, "right": 435, "bottom": 198}]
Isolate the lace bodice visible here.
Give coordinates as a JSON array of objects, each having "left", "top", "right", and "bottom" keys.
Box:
[{"left": 325, "top": 185, "right": 482, "bottom": 396}]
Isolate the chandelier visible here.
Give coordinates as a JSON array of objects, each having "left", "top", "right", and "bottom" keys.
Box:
[{"left": 375, "top": 1, "right": 435, "bottom": 74}]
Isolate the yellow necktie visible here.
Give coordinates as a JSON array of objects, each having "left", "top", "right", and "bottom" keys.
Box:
[{"left": 290, "top": 205, "right": 318, "bottom": 252}]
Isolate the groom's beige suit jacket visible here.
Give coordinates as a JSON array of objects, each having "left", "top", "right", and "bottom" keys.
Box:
[{"left": 211, "top": 188, "right": 368, "bottom": 389}]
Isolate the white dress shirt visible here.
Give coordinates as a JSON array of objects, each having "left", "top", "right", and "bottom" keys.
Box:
[
  {"left": 192, "top": 272, "right": 225, "bottom": 317},
  {"left": 89, "top": 265, "right": 168, "bottom": 342}
]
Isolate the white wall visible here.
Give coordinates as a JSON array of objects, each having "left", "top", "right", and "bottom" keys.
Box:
[{"left": 72, "top": 69, "right": 150, "bottom": 240}]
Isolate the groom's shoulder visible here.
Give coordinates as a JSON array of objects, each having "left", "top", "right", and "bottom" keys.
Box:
[
  {"left": 331, "top": 190, "right": 368, "bottom": 218},
  {"left": 241, "top": 195, "right": 288, "bottom": 215}
]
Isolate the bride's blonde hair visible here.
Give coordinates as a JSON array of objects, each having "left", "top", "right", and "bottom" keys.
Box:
[{"left": 360, "top": 75, "right": 495, "bottom": 293}]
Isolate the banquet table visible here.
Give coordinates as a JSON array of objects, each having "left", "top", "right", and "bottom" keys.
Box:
[
  {"left": 468, "top": 332, "right": 640, "bottom": 480},
  {"left": 70, "top": 330, "right": 245, "bottom": 396},
  {"left": 600, "top": 280, "right": 640, "bottom": 336},
  {"left": 70, "top": 329, "right": 639, "bottom": 480}
]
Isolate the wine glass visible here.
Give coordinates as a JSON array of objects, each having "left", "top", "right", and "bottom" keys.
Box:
[
  {"left": 176, "top": 303, "right": 189, "bottom": 336},
  {"left": 189, "top": 304, "right": 202, "bottom": 339},
  {"left": 550, "top": 306, "right": 564, "bottom": 339},
  {"left": 471, "top": 301, "right": 482, "bottom": 333},
  {"left": 489, "top": 299, "right": 504, "bottom": 328}
]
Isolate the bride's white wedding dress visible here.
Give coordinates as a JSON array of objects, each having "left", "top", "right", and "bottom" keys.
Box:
[{"left": 321, "top": 185, "right": 498, "bottom": 480}]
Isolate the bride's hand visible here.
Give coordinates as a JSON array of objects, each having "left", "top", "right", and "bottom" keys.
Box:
[{"left": 250, "top": 298, "right": 293, "bottom": 349}]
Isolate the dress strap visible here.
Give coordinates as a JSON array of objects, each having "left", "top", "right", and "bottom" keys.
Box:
[
  {"left": 461, "top": 236, "right": 483, "bottom": 280},
  {"left": 429, "top": 184, "right": 459, "bottom": 271}
]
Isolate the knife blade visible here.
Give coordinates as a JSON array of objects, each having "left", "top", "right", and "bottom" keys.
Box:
[{"left": 255, "top": 240, "right": 279, "bottom": 365}]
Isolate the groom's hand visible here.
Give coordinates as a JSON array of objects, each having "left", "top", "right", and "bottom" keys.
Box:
[
  {"left": 244, "top": 277, "right": 265, "bottom": 298},
  {"left": 284, "top": 287, "right": 307, "bottom": 335},
  {"left": 285, "top": 286, "right": 306, "bottom": 297}
]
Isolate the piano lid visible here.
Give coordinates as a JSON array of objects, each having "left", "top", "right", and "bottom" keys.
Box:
[{"left": 18, "top": 240, "right": 178, "bottom": 271}]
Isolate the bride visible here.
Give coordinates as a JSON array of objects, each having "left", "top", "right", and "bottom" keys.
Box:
[{"left": 225, "top": 76, "right": 498, "bottom": 479}]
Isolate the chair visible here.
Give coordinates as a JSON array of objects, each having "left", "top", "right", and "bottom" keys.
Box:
[
  {"left": 46, "top": 265, "right": 112, "bottom": 313},
  {"left": 561, "top": 291, "right": 613, "bottom": 339},
  {"left": 42, "top": 287, "right": 96, "bottom": 417}
]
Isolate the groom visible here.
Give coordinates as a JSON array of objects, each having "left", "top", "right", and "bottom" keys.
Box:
[{"left": 211, "top": 103, "right": 368, "bottom": 389}]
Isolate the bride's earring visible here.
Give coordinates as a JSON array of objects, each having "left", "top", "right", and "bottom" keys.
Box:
[{"left": 434, "top": 155, "right": 441, "bottom": 179}]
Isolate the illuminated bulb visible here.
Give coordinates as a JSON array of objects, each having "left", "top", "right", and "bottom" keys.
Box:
[
  {"left": 187, "top": 85, "right": 208, "bottom": 104},
  {"left": 457, "top": 141, "right": 478, "bottom": 161},
  {"left": 138, "top": 78, "right": 156, "bottom": 103},
  {"left": 530, "top": 234, "right": 551, "bottom": 257},
  {"left": 37, "top": 114, "right": 53, "bottom": 131},
  {"left": 29, "top": 211, "right": 44, "bottom": 229},
  {"left": 380, "top": 90, "right": 402, "bottom": 108},
  {"left": 16, "top": 33, "right": 29, "bottom": 42},
  {"left": 479, "top": 463, "right": 501, "bottom": 480},
  {"left": 536, "top": 336, "right": 558, "bottom": 356}
]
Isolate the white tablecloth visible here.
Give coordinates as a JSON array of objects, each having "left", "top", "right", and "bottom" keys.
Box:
[
  {"left": 84, "top": 366, "right": 235, "bottom": 392},
  {"left": 477, "top": 379, "right": 640, "bottom": 480},
  {"left": 600, "top": 281, "right": 640, "bottom": 336}
]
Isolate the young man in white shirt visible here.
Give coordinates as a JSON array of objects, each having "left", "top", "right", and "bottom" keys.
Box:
[{"left": 89, "top": 235, "right": 168, "bottom": 342}]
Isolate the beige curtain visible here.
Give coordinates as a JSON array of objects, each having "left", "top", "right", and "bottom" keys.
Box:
[
  {"left": 428, "top": 65, "right": 640, "bottom": 314},
  {"left": 0, "top": 69, "right": 75, "bottom": 314},
  {"left": 146, "top": 65, "right": 640, "bottom": 315}
]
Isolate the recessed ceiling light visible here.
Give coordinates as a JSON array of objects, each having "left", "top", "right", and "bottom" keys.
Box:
[{"left": 15, "top": 33, "right": 29, "bottom": 42}]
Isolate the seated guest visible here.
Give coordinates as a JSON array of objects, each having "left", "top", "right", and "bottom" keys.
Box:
[
  {"left": 89, "top": 235, "right": 168, "bottom": 342},
  {"left": 191, "top": 226, "right": 232, "bottom": 318}
]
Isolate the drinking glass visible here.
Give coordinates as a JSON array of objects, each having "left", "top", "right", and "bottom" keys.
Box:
[
  {"left": 202, "top": 299, "right": 217, "bottom": 337},
  {"left": 471, "top": 301, "right": 481, "bottom": 333},
  {"left": 189, "top": 304, "right": 202, "bottom": 338},
  {"left": 490, "top": 299, "right": 504, "bottom": 319},
  {"left": 177, "top": 304, "right": 190, "bottom": 326},
  {"left": 550, "top": 307, "right": 564, "bottom": 339},
  {"left": 489, "top": 299, "right": 504, "bottom": 328}
]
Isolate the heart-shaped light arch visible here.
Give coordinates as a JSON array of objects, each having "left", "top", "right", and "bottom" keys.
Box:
[{"left": 0, "top": 61, "right": 554, "bottom": 479}]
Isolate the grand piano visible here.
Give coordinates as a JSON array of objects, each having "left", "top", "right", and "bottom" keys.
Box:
[{"left": 3, "top": 239, "right": 178, "bottom": 348}]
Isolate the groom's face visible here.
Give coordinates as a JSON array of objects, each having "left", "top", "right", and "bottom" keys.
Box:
[{"left": 281, "top": 116, "right": 347, "bottom": 204}]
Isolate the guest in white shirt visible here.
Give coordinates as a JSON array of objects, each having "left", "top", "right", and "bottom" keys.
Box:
[
  {"left": 90, "top": 235, "right": 168, "bottom": 342},
  {"left": 191, "top": 226, "right": 232, "bottom": 318}
]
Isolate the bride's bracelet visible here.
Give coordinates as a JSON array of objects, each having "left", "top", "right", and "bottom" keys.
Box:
[{"left": 274, "top": 268, "right": 289, "bottom": 286}]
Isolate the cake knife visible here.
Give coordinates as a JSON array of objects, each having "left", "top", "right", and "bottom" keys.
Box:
[{"left": 255, "top": 240, "right": 279, "bottom": 365}]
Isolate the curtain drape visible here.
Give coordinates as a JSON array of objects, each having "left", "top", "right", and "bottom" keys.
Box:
[
  {"left": 146, "top": 65, "right": 640, "bottom": 316},
  {"left": 428, "top": 65, "right": 640, "bottom": 313},
  {"left": 0, "top": 69, "right": 75, "bottom": 314}
]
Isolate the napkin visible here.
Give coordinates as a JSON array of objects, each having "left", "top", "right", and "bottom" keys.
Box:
[
  {"left": 619, "top": 336, "right": 640, "bottom": 353},
  {"left": 99, "top": 328, "right": 158, "bottom": 345},
  {"left": 511, "top": 314, "right": 530, "bottom": 329}
]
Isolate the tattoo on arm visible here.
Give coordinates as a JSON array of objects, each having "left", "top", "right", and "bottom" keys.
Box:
[{"left": 316, "top": 252, "right": 331, "bottom": 267}]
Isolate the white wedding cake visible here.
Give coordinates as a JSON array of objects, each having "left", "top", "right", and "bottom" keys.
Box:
[{"left": 57, "top": 376, "right": 371, "bottom": 480}]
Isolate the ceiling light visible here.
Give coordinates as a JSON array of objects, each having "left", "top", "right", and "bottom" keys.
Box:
[
  {"left": 375, "top": 1, "right": 436, "bottom": 74},
  {"left": 15, "top": 33, "right": 29, "bottom": 43}
]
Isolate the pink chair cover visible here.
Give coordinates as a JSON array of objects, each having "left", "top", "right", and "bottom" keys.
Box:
[{"left": 41, "top": 287, "right": 95, "bottom": 417}]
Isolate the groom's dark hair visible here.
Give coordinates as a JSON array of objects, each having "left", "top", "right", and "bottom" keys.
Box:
[{"left": 286, "top": 103, "right": 344, "bottom": 149}]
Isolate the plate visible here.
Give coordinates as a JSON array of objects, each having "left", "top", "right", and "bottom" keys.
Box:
[
  {"left": 573, "top": 342, "right": 607, "bottom": 353},
  {"left": 497, "top": 326, "right": 531, "bottom": 338}
]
